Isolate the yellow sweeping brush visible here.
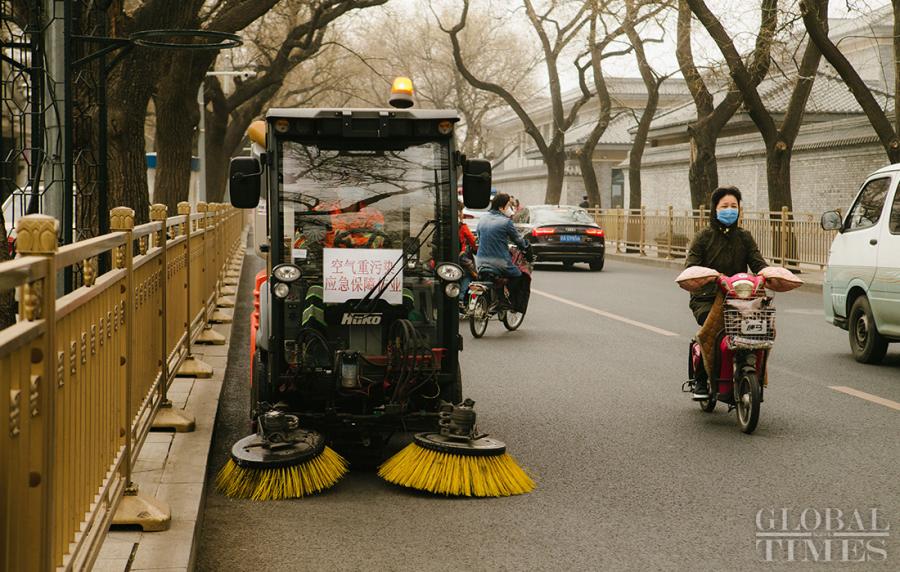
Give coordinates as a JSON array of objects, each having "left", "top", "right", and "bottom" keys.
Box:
[
  {"left": 215, "top": 413, "right": 348, "bottom": 500},
  {"left": 378, "top": 400, "right": 535, "bottom": 497}
]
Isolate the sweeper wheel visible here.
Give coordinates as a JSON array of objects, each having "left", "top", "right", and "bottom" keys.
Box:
[
  {"left": 412, "top": 433, "right": 507, "bottom": 456},
  {"left": 230, "top": 429, "right": 326, "bottom": 469}
]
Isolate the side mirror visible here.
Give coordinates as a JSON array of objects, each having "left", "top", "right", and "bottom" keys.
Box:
[
  {"left": 462, "top": 159, "right": 491, "bottom": 209},
  {"left": 821, "top": 210, "right": 843, "bottom": 231},
  {"left": 229, "top": 156, "right": 262, "bottom": 208}
]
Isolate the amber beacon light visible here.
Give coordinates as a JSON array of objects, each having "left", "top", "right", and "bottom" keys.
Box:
[{"left": 389, "top": 76, "right": 415, "bottom": 108}]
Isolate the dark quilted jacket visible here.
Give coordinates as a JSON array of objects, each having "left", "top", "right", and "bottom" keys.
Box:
[{"left": 685, "top": 220, "right": 767, "bottom": 323}]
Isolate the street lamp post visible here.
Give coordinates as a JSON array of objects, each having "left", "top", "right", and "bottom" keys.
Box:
[{"left": 198, "top": 70, "right": 256, "bottom": 203}]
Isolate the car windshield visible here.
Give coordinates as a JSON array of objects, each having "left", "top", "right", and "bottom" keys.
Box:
[
  {"left": 277, "top": 139, "right": 452, "bottom": 301},
  {"left": 531, "top": 207, "right": 595, "bottom": 226}
]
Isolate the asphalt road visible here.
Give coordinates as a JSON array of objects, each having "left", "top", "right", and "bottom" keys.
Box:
[{"left": 196, "top": 255, "right": 899, "bottom": 571}]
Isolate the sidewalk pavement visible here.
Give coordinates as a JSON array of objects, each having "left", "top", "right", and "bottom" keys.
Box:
[
  {"left": 604, "top": 250, "right": 825, "bottom": 293},
  {"left": 92, "top": 330, "right": 231, "bottom": 572},
  {"left": 93, "top": 243, "right": 248, "bottom": 571}
]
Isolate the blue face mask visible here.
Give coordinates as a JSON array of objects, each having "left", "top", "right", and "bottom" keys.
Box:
[{"left": 717, "top": 208, "right": 739, "bottom": 226}]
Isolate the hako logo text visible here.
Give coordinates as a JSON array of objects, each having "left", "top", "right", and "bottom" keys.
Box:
[{"left": 341, "top": 313, "right": 382, "bottom": 326}]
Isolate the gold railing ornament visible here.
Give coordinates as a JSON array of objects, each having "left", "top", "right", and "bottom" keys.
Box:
[
  {"left": 15, "top": 213, "right": 58, "bottom": 255},
  {"left": 150, "top": 203, "right": 167, "bottom": 247},
  {"left": 177, "top": 201, "right": 191, "bottom": 236},
  {"left": 197, "top": 201, "right": 208, "bottom": 230},
  {"left": 83, "top": 257, "right": 96, "bottom": 287}
]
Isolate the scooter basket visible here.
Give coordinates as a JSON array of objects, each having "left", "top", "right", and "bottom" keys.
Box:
[{"left": 724, "top": 295, "right": 776, "bottom": 350}]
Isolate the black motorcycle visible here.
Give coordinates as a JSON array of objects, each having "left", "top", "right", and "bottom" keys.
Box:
[{"left": 465, "top": 246, "right": 532, "bottom": 338}]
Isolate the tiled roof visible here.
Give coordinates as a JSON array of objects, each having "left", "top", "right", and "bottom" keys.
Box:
[
  {"left": 565, "top": 111, "right": 637, "bottom": 147},
  {"left": 646, "top": 71, "right": 893, "bottom": 133}
]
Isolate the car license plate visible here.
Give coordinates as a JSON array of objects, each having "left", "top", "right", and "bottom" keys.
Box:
[
  {"left": 741, "top": 319, "right": 767, "bottom": 335},
  {"left": 560, "top": 234, "right": 581, "bottom": 243}
]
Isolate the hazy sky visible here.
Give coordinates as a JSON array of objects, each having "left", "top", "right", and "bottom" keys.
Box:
[{"left": 359, "top": 0, "right": 893, "bottom": 82}]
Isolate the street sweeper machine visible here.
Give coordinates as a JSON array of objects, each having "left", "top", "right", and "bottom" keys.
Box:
[{"left": 217, "top": 77, "right": 534, "bottom": 500}]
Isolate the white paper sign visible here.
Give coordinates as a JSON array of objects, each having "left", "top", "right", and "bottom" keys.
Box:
[{"left": 323, "top": 248, "right": 403, "bottom": 304}]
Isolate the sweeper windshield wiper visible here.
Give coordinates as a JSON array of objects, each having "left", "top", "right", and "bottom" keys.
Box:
[{"left": 352, "top": 218, "right": 436, "bottom": 312}]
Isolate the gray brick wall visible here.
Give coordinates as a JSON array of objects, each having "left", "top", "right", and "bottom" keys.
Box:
[{"left": 635, "top": 113, "right": 893, "bottom": 214}]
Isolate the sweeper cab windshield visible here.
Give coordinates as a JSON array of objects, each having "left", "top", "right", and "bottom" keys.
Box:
[
  {"left": 267, "top": 110, "right": 459, "bottom": 360},
  {"left": 279, "top": 141, "right": 450, "bottom": 318}
]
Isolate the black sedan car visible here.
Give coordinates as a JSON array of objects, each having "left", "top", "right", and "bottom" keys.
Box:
[{"left": 513, "top": 205, "right": 605, "bottom": 271}]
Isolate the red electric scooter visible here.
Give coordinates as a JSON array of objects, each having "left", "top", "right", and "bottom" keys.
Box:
[{"left": 684, "top": 273, "right": 778, "bottom": 434}]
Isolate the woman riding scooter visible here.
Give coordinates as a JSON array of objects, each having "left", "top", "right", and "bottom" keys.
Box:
[{"left": 685, "top": 186, "right": 767, "bottom": 400}]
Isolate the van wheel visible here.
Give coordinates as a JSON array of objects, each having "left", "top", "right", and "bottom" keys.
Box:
[{"left": 849, "top": 296, "right": 888, "bottom": 364}]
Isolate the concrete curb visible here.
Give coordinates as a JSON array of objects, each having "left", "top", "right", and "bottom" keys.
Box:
[
  {"left": 93, "top": 235, "right": 249, "bottom": 572},
  {"left": 604, "top": 252, "right": 825, "bottom": 294}
]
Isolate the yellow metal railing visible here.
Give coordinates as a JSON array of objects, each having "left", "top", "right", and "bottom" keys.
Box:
[
  {"left": 1, "top": 202, "right": 244, "bottom": 571},
  {"left": 588, "top": 206, "right": 836, "bottom": 268}
]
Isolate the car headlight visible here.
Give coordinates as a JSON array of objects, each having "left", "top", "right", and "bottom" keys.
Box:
[
  {"left": 436, "top": 263, "right": 463, "bottom": 282},
  {"left": 272, "top": 282, "right": 290, "bottom": 299},
  {"left": 732, "top": 280, "right": 754, "bottom": 299},
  {"left": 272, "top": 264, "right": 301, "bottom": 283},
  {"left": 444, "top": 282, "right": 461, "bottom": 298}
]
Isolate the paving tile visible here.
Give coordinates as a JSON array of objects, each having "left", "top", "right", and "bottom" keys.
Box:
[
  {"left": 200, "top": 354, "right": 228, "bottom": 370},
  {"left": 144, "top": 432, "right": 176, "bottom": 444},
  {"left": 156, "top": 483, "right": 204, "bottom": 522},
  {"left": 167, "top": 379, "right": 194, "bottom": 394},
  {"left": 95, "top": 533, "right": 140, "bottom": 559},
  {"left": 133, "top": 458, "right": 166, "bottom": 474},
  {"left": 194, "top": 343, "right": 229, "bottom": 357},
  {"left": 91, "top": 558, "right": 129, "bottom": 572},
  {"left": 135, "top": 441, "right": 171, "bottom": 463},
  {"left": 160, "top": 437, "right": 213, "bottom": 484},
  {"left": 130, "top": 519, "right": 197, "bottom": 570}
]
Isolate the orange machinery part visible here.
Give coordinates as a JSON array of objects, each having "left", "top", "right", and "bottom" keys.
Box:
[{"left": 249, "top": 269, "right": 267, "bottom": 385}]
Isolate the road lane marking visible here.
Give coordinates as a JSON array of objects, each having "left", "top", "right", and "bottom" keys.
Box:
[
  {"left": 829, "top": 386, "right": 900, "bottom": 411},
  {"left": 531, "top": 288, "right": 679, "bottom": 337}
]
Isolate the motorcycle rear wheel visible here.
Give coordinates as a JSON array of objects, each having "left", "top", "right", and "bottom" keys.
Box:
[
  {"left": 736, "top": 372, "right": 761, "bottom": 434},
  {"left": 501, "top": 309, "right": 525, "bottom": 331},
  {"left": 469, "top": 295, "right": 489, "bottom": 338}
]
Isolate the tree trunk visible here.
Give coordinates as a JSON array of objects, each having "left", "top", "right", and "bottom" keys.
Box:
[
  {"left": 577, "top": 150, "right": 601, "bottom": 208},
  {"left": 766, "top": 142, "right": 798, "bottom": 266},
  {"left": 0, "top": 212, "right": 12, "bottom": 330},
  {"left": 153, "top": 73, "right": 201, "bottom": 213},
  {"left": 629, "top": 101, "right": 659, "bottom": 209},
  {"left": 687, "top": 129, "right": 719, "bottom": 209},
  {"left": 107, "top": 107, "right": 152, "bottom": 223},
  {"left": 544, "top": 152, "right": 566, "bottom": 204},
  {"left": 104, "top": 40, "right": 164, "bottom": 225},
  {"left": 765, "top": 142, "right": 793, "bottom": 212},
  {"left": 205, "top": 114, "right": 231, "bottom": 204}
]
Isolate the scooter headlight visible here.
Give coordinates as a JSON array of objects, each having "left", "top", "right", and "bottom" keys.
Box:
[
  {"left": 273, "top": 263, "right": 301, "bottom": 283},
  {"left": 436, "top": 263, "right": 463, "bottom": 282},
  {"left": 444, "top": 282, "right": 461, "bottom": 298},
  {"left": 732, "top": 280, "right": 754, "bottom": 299},
  {"left": 272, "top": 282, "right": 290, "bottom": 299}
]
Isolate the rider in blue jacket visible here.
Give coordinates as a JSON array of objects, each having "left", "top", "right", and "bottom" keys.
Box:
[{"left": 475, "top": 193, "right": 531, "bottom": 310}]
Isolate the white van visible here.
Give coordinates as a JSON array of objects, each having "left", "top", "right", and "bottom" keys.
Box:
[{"left": 821, "top": 164, "right": 900, "bottom": 363}]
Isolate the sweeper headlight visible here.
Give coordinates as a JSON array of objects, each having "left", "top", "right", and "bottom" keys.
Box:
[
  {"left": 444, "top": 282, "right": 461, "bottom": 298},
  {"left": 436, "top": 263, "right": 463, "bottom": 282},
  {"left": 272, "top": 282, "right": 290, "bottom": 299},
  {"left": 273, "top": 263, "right": 301, "bottom": 283}
]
